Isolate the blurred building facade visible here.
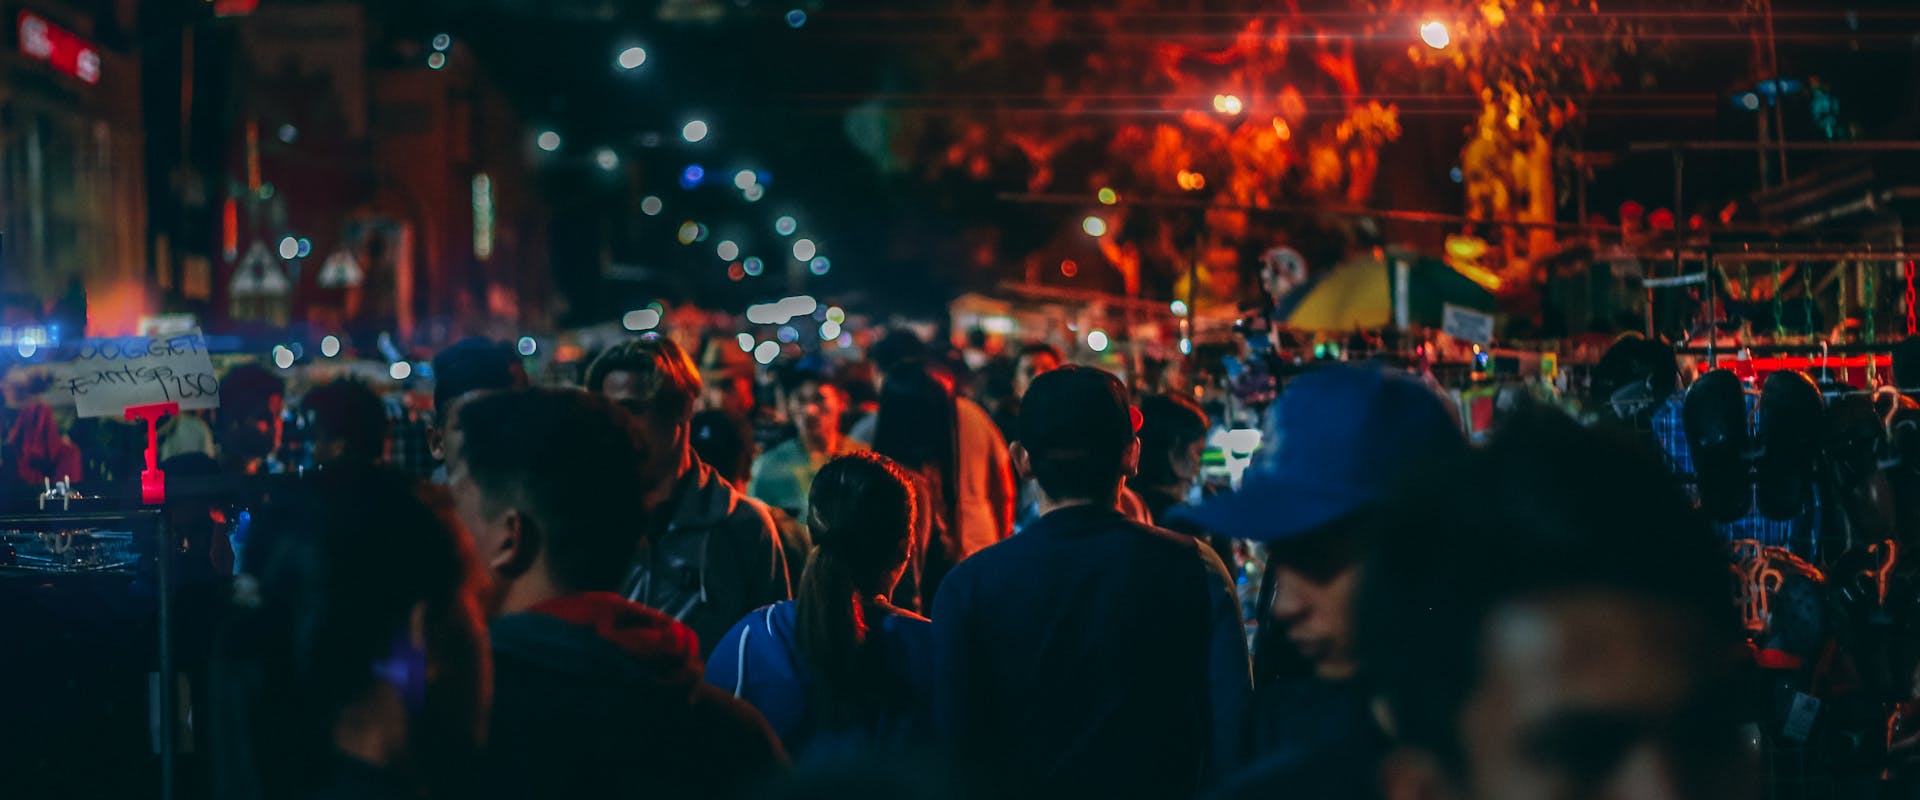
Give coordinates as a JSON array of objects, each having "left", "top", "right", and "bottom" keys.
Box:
[
  {"left": 169, "top": 0, "right": 550, "bottom": 348},
  {"left": 0, "top": 0, "right": 146, "bottom": 337}
]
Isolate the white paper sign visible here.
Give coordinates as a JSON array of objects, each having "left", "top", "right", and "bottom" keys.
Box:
[
  {"left": 1442, "top": 303, "right": 1495, "bottom": 345},
  {"left": 59, "top": 331, "right": 222, "bottom": 418}
]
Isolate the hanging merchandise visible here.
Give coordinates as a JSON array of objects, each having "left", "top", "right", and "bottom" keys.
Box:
[
  {"left": 1906, "top": 260, "right": 1917, "bottom": 336},
  {"left": 1865, "top": 262, "right": 1876, "bottom": 346},
  {"left": 1804, "top": 263, "right": 1815, "bottom": 338},
  {"left": 1773, "top": 261, "right": 1786, "bottom": 339}
]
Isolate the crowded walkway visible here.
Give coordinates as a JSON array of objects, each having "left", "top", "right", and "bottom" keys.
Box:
[{"left": 8, "top": 328, "right": 1918, "bottom": 800}]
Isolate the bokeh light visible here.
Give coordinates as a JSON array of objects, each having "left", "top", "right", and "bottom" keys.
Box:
[
  {"left": 775, "top": 216, "right": 798, "bottom": 236},
  {"left": 1097, "top": 187, "right": 1118, "bottom": 205},
  {"left": 1420, "top": 21, "right": 1450, "bottom": 49},
  {"left": 677, "top": 221, "right": 702, "bottom": 245},
  {"left": 754, "top": 340, "right": 780, "bottom": 364},
  {"left": 743, "top": 184, "right": 765, "bottom": 202},
  {"left": 1171, "top": 300, "right": 1189, "bottom": 317},
  {"left": 1061, "top": 259, "right": 1078, "bottom": 277},
  {"left": 432, "top": 33, "right": 451, "bottom": 52},
  {"left": 820, "top": 320, "right": 842, "bottom": 340},
  {"left": 680, "top": 164, "right": 706, "bottom": 189},
  {"left": 640, "top": 195, "right": 663, "bottom": 215},
  {"left": 537, "top": 130, "right": 561, "bottom": 152},
  {"left": 786, "top": 9, "right": 807, "bottom": 28},
  {"left": 278, "top": 237, "right": 299, "bottom": 259},
  {"left": 717, "top": 240, "right": 740, "bottom": 261},
  {"left": 777, "top": 326, "right": 799, "bottom": 343},
  {"left": 296, "top": 238, "right": 312, "bottom": 258},
  {"left": 1087, "top": 330, "right": 1109, "bottom": 352},
  {"left": 743, "top": 257, "right": 765, "bottom": 276},
  {"left": 1082, "top": 216, "right": 1108, "bottom": 237},
  {"left": 623, "top": 308, "right": 662, "bottom": 331},
  {"left": 809, "top": 257, "right": 831, "bottom": 275},
  {"left": 1212, "top": 94, "right": 1243, "bottom": 115},
  {"left": 682, "top": 120, "right": 709, "bottom": 143},
  {"left": 427, "top": 52, "right": 447, "bottom": 70},
  {"left": 734, "top": 170, "right": 758, "bottom": 190},
  {"left": 517, "top": 336, "right": 537, "bottom": 356},
  {"left": 792, "top": 238, "right": 817, "bottom": 261},
  {"left": 390, "top": 362, "right": 413, "bottom": 380},
  {"left": 596, "top": 148, "right": 619, "bottom": 170},
  {"left": 320, "top": 335, "right": 341, "bottom": 358},
  {"left": 826, "top": 306, "right": 846, "bottom": 324},
  {"left": 272, "top": 345, "right": 294, "bottom": 370},
  {"left": 618, "top": 46, "right": 647, "bottom": 70},
  {"left": 737, "top": 333, "right": 756, "bottom": 352}
]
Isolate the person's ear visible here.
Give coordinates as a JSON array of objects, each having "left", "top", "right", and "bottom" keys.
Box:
[
  {"left": 1010, "top": 441, "right": 1033, "bottom": 481},
  {"left": 490, "top": 510, "right": 541, "bottom": 579},
  {"left": 1380, "top": 747, "right": 1460, "bottom": 800},
  {"left": 1121, "top": 437, "right": 1142, "bottom": 479}
]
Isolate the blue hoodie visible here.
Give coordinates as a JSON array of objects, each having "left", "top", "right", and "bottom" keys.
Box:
[{"left": 705, "top": 600, "right": 935, "bottom": 762}]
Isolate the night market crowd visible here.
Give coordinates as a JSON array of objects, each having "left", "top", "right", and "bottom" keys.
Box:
[{"left": 21, "top": 329, "right": 1920, "bottom": 800}]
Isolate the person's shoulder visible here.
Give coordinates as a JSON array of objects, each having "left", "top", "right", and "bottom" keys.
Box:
[{"left": 686, "top": 681, "right": 788, "bottom": 762}]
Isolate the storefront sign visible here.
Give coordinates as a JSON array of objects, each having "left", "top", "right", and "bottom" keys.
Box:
[
  {"left": 1442, "top": 303, "right": 1495, "bottom": 345},
  {"left": 18, "top": 11, "right": 100, "bottom": 85},
  {"left": 59, "top": 331, "right": 221, "bottom": 418}
]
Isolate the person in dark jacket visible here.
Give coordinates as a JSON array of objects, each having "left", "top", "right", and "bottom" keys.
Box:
[
  {"left": 933, "top": 367, "right": 1250, "bottom": 798},
  {"left": 207, "top": 467, "right": 490, "bottom": 800},
  {"left": 587, "top": 338, "right": 791, "bottom": 656},
  {"left": 708, "top": 451, "right": 934, "bottom": 762},
  {"left": 1174, "top": 364, "right": 1465, "bottom": 800},
  {"left": 447, "top": 389, "right": 787, "bottom": 799}
]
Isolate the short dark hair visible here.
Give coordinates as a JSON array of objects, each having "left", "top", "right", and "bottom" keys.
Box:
[
  {"left": 584, "top": 337, "right": 702, "bottom": 424},
  {"left": 454, "top": 389, "right": 651, "bottom": 593},
  {"left": 1016, "top": 342, "right": 1064, "bottom": 365},
  {"left": 868, "top": 331, "right": 928, "bottom": 373},
  {"left": 780, "top": 367, "right": 832, "bottom": 396},
  {"left": 1135, "top": 392, "right": 1208, "bottom": 487},
  {"left": 1356, "top": 410, "right": 1737, "bottom": 773},
  {"left": 304, "top": 380, "right": 387, "bottom": 465},
  {"left": 431, "top": 338, "right": 522, "bottom": 422},
  {"left": 1018, "top": 367, "right": 1135, "bottom": 501}
]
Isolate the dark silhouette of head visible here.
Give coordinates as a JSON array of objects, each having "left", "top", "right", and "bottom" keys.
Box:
[
  {"left": 305, "top": 380, "right": 387, "bottom": 468},
  {"left": 210, "top": 467, "right": 489, "bottom": 800},
  {"left": 1359, "top": 410, "right": 1749, "bottom": 800}
]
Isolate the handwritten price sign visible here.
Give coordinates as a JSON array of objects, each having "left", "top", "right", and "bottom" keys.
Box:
[{"left": 60, "top": 332, "right": 222, "bottom": 418}]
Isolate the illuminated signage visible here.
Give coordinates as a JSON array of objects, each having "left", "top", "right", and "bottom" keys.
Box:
[{"left": 18, "top": 11, "right": 99, "bottom": 85}]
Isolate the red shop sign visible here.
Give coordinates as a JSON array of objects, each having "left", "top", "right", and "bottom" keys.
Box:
[{"left": 18, "top": 11, "right": 100, "bottom": 85}]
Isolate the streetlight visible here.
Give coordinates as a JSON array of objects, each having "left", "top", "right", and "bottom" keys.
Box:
[
  {"left": 618, "top": 46, "right": 647, "bottom": 70},
  {"left": 1420, "top": 21, "right": 1450, "bottom": 50},
  {"left": 537, "top": 130, "right": 562, "bottom": 152}
]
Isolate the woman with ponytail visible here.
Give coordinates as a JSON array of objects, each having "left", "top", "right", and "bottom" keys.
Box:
[{"left": 705, "top": 451, "right": 934, "bottom": 761}]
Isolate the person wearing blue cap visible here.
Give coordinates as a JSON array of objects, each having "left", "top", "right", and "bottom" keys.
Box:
[
  {"left": 932, "top": 366, "right": 1250, "bottom": 797},
  {"left": 1178, "top": 363, "right": 1464, "bottom": 799}
]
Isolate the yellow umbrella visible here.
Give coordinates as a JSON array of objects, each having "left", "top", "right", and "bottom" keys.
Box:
[{"left": 1281, "top": 256, "right": 1393, "bottom": 331}]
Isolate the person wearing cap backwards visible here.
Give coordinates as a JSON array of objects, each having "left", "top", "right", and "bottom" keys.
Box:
[
  {"left": 932, "top": 367, "right": 1250, "bottom": 798},
  {"left": 1174, "top": 363, "right": 1465, "bottom": 799}
]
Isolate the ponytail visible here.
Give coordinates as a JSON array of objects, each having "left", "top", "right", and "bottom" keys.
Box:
[{"left": 794, "top": 453, "right": 916, "bottom": 727}]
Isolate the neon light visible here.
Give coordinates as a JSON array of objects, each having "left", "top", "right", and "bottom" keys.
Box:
[{"left": 18, "top": 12, "right": 99, "bottom": 85}]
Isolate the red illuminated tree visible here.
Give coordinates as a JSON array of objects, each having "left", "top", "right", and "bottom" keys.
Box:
[{"left": 888, "top": 0, "right": 1668, "bottom": 301}]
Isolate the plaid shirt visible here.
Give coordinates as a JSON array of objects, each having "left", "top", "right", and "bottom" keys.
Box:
[
  {"left": 385, "top": 394, "right": 437, "bottom": 479},
  {"left": 1651, "top": 394, "right": 1821, "bottom": 560}
]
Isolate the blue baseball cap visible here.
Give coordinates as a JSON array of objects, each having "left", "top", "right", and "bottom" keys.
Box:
[{"left": 1173, "top": 364, "right": 1465, "bottom": 542}]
